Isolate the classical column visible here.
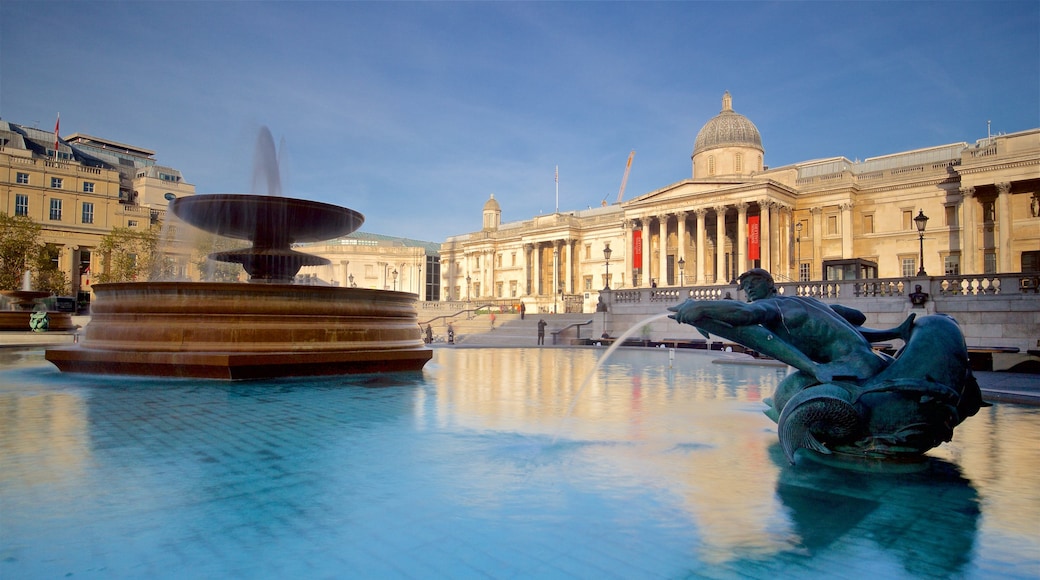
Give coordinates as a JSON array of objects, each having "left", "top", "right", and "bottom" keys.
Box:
[
  {"left": 758, "top": 200, "right": 771, "bottom": 274},
  {"left": 840, "top": 202, "right": 854, "bottom": 259},
  {"left": 695, "top": 208, "right": 707, "bottom": 284},
  {"left": 532, "top": 243, "right": 541, "bottom": 295},
  {"left": 778, "top": 205, "right": 791, "bottom": 276},
  {"left": 960, "top": 187, "right": 976, "bottom": 274},
  {"left": 564, "top": 238, "right": 574, "bottom": 294},
  {"left": 641, "top": 217, "right": 650, "bottom": 287},
  {"left": 997, "top": 182, "right": 1012, "bottom": 272},
  {"left": 810, "top": 207, "right": 823, "bottom": 280},
  {"left": 676, "top": 211, "right": 687, "bottom": 280},
  {"left": 736, "top": 202, "right": 748, "bottom": 275},
  {"left": 715, "top": 205, "right": 727, "bottom": 283},
  {"left": 658, "top": 214, "right": 669, "bottom": 286},
  {"left": 622, "top": 219, "right": 633, "bottom": 289}
]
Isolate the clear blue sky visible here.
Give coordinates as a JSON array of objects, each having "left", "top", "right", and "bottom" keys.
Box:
[{"left": 3, "top": 1, "right": 1038, "bottom": 242}]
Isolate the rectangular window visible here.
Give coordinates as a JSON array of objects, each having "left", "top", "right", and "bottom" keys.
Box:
[
  {"left": 945, "top": 205, "right": 958, "bottom": 227},
  {"left": 496, "top": 281, "right": 503, "bottom": 297},
  {"left": 984, "top": 252, "right": 996, "bottom": 274},
  {"left": 826, "top": 215, "right": 838, "bottom": 236},
  {"left": 511, "top": 253, "right": 516, "bottom": 267},
  {"left": 51, "top": 177, "right": 63, "bottom": 189},
  {"left": 902, "top": 210, "right": 913, "bottom": 231},
  {"left": 982, "top": 201, "right": 995, "bottom": 222},
  {"left": 14, "top": 194, "right": 28, "bottom": 217},
  {"left": 863, "top": 214, "right": 874, "bottom": 234},
  {"left": 49, "top": 198, "right": 62, "bottom": 221},
  {"left": 584, "top": 244, "right": 591, "bottom": 260},
  {"left": 82, "top": 202, "right": 94, "bottom": 224},
  {"left": 944, "top": 254, "right": 960, "bottom": 276},
  {"left": 798, "top": 262, "right": 810, "bottom": 282},
  {"left": 902, "top": 258, "right": 916, "bottom": 278},
  {"left": 83, "top": 182, "right": 95, "bottom": 193},
  {"left": 127, "top": 220, "right": 138, "bottom": 227},
  {"left": 16, "top": 172, "right": 29, "bottom": 184},
  {"left": 584, "top": 276, "right": 592, "bottom": 291}
]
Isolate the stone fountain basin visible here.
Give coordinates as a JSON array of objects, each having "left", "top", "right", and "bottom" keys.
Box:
[
  {"left": 45, "top": 282, "right": 431, "bottom": 379},
  {"left": 169, "top": 194, "right": 365, "bottom": 244}
]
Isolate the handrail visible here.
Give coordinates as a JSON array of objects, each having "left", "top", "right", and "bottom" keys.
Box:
[
  {"left": 419, "top": 303, "right": 496, "bottom": 326},
  {"left": 551, "top": 319, "right": 594, "bottom": 345}
]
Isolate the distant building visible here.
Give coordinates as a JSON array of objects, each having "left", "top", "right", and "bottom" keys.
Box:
[
  {"left": 296, "top": 232, "right": 442, "bottom": 300},
  {"left": 0, "top": 121, "right": 195, "bottom": 297},
  {"left": 440, "top": 92, "right": 1040, "bottom": 313}
]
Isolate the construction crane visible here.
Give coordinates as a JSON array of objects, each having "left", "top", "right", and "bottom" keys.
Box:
[{"left": 615, "top": 150, "right": 634, "bottom": 204}]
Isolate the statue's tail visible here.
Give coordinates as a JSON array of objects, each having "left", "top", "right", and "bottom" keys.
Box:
[{"left": 777, "top": 384, "right": 862, "bottom": 464}]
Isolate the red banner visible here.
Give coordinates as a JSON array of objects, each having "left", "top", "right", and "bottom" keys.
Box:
[
  {"left": 748, "top": 215, "right": 760, "bottom": 261},
  {"left": 633, "top": 230, "right": 642, "bottom": 269}
]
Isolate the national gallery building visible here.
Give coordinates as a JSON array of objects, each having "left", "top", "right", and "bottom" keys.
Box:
[{"left": 439, "top": 93, "right": 1040, "bottom": 313}]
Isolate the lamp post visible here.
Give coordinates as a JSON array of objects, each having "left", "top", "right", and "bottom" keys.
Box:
[
  {"left": 795, "top": 222, "right": 803, "bottom": 281},
  {"left": 466, "top": 275, "right": 471, "bottom": 302},
  {"left": 914, "top": 209, "right": 929, "bottom": 276},
  {"left": 603, "top": 242, "right": 612, "bottom": 290},
  {"left": 678, "top": 256, "right": 685, "bottom": 287},
  {"left": 553, "top": 247, "right": 559, "bottom": 313},
  {"left": 392, "top": 269, "right": 398, "bottom": 291},
  {"left": 348, "top": 273, "right": 355, "bottom": 288}
]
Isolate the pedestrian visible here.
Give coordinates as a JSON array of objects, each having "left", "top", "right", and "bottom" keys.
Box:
[
  {"left": 537, "top": 318, "right": 547, "bottom": 345},
  {"left": 447, "top": 323, "right": 455, "bottom": 344},
  {"left": 519, "top": 301, "right": 526, "bottom": 320},
  {"left": 489, "top": 312, "right": 496, "bottom": 330},
  {"left": 425, "top": 324, "right": 433, "bottom": 344}
]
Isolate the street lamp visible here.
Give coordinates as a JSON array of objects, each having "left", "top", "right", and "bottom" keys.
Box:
[
  {"left": 914, "top": 209, "right": 929, "bottom": 276},
  {"left": 795, "top": 222, "right": 803, "bottom": 281},
  {"left": 678, "top": 256, "right": 685, "bottom": 287},
  {"left": 392, "top": 269, "right": 398, "bottom": 291},
  {"left": 466, "top": 275, "right": 471, "bottom": 302},
  {"left": 348, "top": 273, "right": 355, "bottom": 288},
  {"left": 603, "top": 242, "right": 612, "bottom": 290}
]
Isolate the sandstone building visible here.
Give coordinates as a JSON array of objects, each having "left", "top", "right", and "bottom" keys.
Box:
[{"left": 440, "top": 92, "right": 1040, "bottom": 313}]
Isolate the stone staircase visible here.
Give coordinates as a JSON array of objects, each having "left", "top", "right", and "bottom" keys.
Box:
[{"left": 420, "top": 312, "right": 597, "bottom": 346}]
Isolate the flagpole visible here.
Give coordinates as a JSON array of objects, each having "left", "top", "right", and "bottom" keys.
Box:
[
  {"left": 555, "top": 165, "right": 559, "bottom": 214},
  {"left": 53, "top": 113, "right": 60, "bottom": 160}
]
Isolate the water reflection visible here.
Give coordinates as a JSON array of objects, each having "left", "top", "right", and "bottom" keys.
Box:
[{"left": 0, "top": 348, "right": 1037, "bottom": 578}]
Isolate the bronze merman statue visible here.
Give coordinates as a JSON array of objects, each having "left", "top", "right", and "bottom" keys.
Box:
[{"left": 668, "top": 268, "right": 986, "bottom": 464}]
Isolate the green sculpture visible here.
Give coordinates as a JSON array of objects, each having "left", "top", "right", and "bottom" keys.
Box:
[{"left": 668, "top": 268, "right": 986, "bottom": 464}]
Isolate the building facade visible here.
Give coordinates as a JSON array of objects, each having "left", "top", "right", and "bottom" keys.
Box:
[
  {"left": 1, "top": 122, "right": 195, "bottom": 298},
  {"left": 440, "top": 93, "right": 1040, "bottom": 313}
]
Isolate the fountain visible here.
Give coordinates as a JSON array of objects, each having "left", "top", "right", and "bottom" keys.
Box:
[
  {"left": 45, "top": 130, "right": 431, "bottom": 379},
  {"left": 0, "top": 272, "right": 76, "bottom": 331}
]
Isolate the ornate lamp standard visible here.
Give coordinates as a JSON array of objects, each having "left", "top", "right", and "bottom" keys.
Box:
[
  {"left": 603, "top": 242, "right": 612, "bottom": 290},
  {"left": 466, "top": 275, "right": 471, "bottom": 302},
  {"left": 914, "top": 210, "right": 929, "bottom": 276},
  {"left": 678, "top": 256, "right": 685, "bottom": 287},
  {"left": 348, "top": 273, "right": 356, "bottom": 288},
  {"left": 392, "top": 269, "right": 398, "bottom": 291},
  {"left": 795, "top": 222, "right": 803, "bottom": 281}
]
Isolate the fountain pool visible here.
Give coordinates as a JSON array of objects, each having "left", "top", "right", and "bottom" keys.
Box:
[{"left": 1, "top": 347, "right": 1038, "bottom": 578}]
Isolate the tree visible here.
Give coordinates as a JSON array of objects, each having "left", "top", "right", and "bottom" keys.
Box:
[
  {"left": 0, "top": 213, "right": 43, "bottom": 291},
  {"left": 191, "top": 232, "right": 243, "bottom": 282},
  {"left": 95, "top": 226, "right": 174, "bottom": 283}
]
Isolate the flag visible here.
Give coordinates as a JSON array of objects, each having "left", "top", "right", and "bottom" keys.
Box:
[{"left": 53, "top": 113, "right": 60, "bottom": 157}]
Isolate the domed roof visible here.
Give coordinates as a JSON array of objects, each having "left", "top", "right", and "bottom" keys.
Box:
[
  {"left": 483, "top": 194, "right": 501, "bottom": 212},
  {"left": 693, "top": 92, "right": 763, "bottom": 154}
]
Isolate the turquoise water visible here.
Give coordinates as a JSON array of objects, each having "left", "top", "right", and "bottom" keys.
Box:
[{"left": 1, "top": 347, "right": 1038, "bottom": 578}]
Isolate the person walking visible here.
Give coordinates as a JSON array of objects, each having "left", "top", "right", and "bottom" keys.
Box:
[
  {"left": 519, "top": 302, "right": 526, "bottom": 320},
  {"left": 537, "top": 318, "right": 547, "bottom": 345},
  {"left": 447, "top": 323, "right": 455, "bottom": 344}
]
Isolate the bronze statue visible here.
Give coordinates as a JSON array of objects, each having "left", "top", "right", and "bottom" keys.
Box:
[{"left": 668, "top": 268, "right": 986, "bottom": 464}]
